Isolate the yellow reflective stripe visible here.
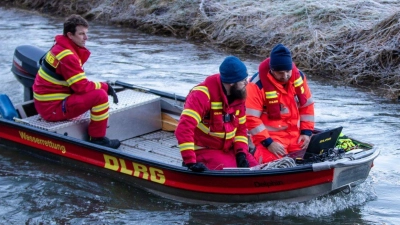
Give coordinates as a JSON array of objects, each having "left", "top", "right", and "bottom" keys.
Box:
[
  {"left": 38, "top": 67, "right": 69, "bottom": 86},
  {"left": 91, "top": 111, "right": 109, "bottom": 121},
  {"left": 92, "top": 102, "right": 109, "bottom": 112},
  {"left": 265, "top": 91, "right": 278, "bottom": 99},
  {"left": 211, "top": 102, "right": 223, "bottom": 110},
  {"left": 235, "top": 110, "right": 240, "bottom": 116},
  {"left": 94, "top": 81, "right": 102, "bottom": 89},
  {"left": 182, "top": 109, "right": 201, "bottom": 123},
  {"left": 192, "top": 86, "right": 210, "bottom": 99},
  {"left": 197, "top": 123, "right": 210, "bottom": 134},
  {"left": 33, "top": 92, "right": 70, "bottom": 101},
  {"left": 179, "top": 142, "right": 194, "bottom": 151},
  {"left": 66, "top": 72, "right": 86, "bottom": 86},
  {"left": 234, "top": 135, "right": 248, "bottom": 144},
  {"left": 210, "top": 132, "right": 225, "bottom": 138},
  {"left": 56, "top": 49, "right": 73, "bottom": 60},
  {"left": 238, "top": 115, "right": 246, "bottom": 124},
  {"left": 196, "top": 123, "right": 237, "bottom": 140},
  {"left": 225, "top": 128, "right": 237, "bottom": 139},
  {"left": 294, "top": 77, "right": 303, "bottom": 87}
]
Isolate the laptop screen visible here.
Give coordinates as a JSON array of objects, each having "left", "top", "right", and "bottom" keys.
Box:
[
  {"left": 285, "top": 126, "right": 343, "bottom": 159},
  {"left": 306, "top": 126, "right": 343, "bottom": 155}
]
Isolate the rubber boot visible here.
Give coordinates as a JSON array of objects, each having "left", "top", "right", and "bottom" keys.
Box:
[{"left": 89, "top": 137, "right": 121, "bottom": 149}]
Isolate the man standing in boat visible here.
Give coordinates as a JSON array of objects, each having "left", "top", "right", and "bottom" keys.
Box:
[
  {"left": 32, "top": 14, "right": 120, "bottom": 149},
  {"left": 175, "top": 56, "right": 258, "bottom": 171},
  {"left": 246, "top": 44, "right": 315, "bottom": 163}
]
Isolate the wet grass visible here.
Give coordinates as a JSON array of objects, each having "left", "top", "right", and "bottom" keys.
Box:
[{"left": 2, "top": 0, "right": 400, "bottom": 99}]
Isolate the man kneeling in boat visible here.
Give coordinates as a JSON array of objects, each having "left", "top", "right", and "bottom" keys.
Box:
[
  {"left": 32, "top": 14, "right": 120, "bottom": 149},
  {"left": 175, "top": 56, "right": 258, "bottom": 172}
]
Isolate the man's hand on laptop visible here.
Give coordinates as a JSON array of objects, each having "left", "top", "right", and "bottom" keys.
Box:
[
  {"left": 298, "top": 135, "right": 311, "bottom": 150},
  {"left": 267, "top": 142, "right": 286, "bottom": 158}
]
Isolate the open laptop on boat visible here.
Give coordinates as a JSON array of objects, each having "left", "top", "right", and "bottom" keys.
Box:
[{"left": 286, "top": 126, "right": 343, "bottom": 159}]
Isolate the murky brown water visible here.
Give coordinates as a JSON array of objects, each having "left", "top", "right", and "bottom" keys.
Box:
[{"left": 1, "top": 7, "right": 399, "bottom": 225}]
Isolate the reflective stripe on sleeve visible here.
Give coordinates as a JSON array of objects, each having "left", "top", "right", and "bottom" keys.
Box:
[
  {"left": 56, "top": 49, "right": 73, "bottom": 60},
  {"left": 300, "top": 115, "right": 315, "bottom": 122},
  {"left": 246, "top": 108, "right": 262, "bottom": 117},
  {"left": 192, "top": 86, "right": 210, "bottom": 99},
  {"left": 179, "top": 142, "right": 194, "bottom": 151},
  {"left": 248, "top": 124, "right": 267, "bottom": 135},
  {"left": 94, "top": 81, "right": 102, "bottom": 89},
  {"left": 182, "top": 109, "right": 201, "bottom": 124},
  {"left": 266, "top": 125, "right": 288, "bottom": 131},
  {"left": 300, "top": 97, "right": 314, "bottom": 108},
  {"left": 66, "top": 72, "right": 86, "bottom": 86},
  {"left": 294, "top": 77, "right": 303, "bottom": 87},
  {"left": 234, "top": 135, "right": 248, "bottom": 144}
]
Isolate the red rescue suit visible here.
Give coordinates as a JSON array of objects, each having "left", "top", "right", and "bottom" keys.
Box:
[
  {"left": 32, "top": 35, "right": 110, "bottom": 138},
  {"left": 246, "top": 58, "right": 315, "bottom": 163},
  {"left": 175, "top": 74, "right": 257, "bottom": 170}
]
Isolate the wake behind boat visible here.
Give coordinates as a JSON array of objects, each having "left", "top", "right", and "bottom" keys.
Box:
[{"left": 0, "top": 45, "right": 379, "bottom": 204}]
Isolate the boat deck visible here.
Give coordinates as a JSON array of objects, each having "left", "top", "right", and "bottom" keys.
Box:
[{"left": 120, "top": 130, "right": 183, "bottom": 167}]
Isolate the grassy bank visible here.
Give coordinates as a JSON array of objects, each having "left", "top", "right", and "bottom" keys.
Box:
[{"left": 2, "top": 0, "right": 400, "bottom": 100}]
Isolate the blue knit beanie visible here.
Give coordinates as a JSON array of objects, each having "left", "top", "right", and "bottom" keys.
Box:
[
  {"left": 269, "top": 44, "right": 293, "bottom": 71},
  {"left": 219, "top": 56, "right": 248, "bottom": 83}
]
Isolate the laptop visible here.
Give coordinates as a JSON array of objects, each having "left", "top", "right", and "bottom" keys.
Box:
[{"left": 286, "top": 126, "right": 343, "bottom": 159}]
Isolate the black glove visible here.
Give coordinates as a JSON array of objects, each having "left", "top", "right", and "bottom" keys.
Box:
[
  {"left": 185, "top": 162, "right": 208, "bottom": 172},
  {"left": 107, "top": 82, "right": 119, "bottom": 104},
  {"left": 236, "top": 152, "right": 249, "bottom": 168}
]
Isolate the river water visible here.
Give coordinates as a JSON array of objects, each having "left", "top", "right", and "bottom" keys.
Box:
[{"left": 0, "top": 7, "right": 399, "bottom": 225}]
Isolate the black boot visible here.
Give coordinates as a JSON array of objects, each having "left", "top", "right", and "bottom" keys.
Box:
[{"left": 89, "top": 137, "right": 121, "bottom": 149}]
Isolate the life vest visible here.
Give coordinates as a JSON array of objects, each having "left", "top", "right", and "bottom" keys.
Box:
[
  {"left": 193, "top": 74, "right": 242, "bottom": 151},
  {"left": 259, "top": 58, "right": 307, "bottom": 120},
  {"left": 39, "top": 50, "right": 65, "bottom": 82}
]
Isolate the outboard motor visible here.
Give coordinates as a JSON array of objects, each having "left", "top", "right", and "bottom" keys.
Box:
[{"left": 11, "top": 45, "right": 46, "bottom": 101}]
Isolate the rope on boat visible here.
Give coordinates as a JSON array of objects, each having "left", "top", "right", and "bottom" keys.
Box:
[{"left": 252, "top": 157, "right": 297, "bottom": 170}]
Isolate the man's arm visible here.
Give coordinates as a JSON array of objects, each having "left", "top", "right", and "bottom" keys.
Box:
[
  {"left": 298, "top": 73, "right": 315, "bottom": 134},
  {"left": 59, "top": 54, "right": 108, "bottom": 94},
  {"left": 175, "top": 89, "right": 209, "bottom": 165},
  {"left": 245, "top": 82, "right": 272, "bottom": 146}
]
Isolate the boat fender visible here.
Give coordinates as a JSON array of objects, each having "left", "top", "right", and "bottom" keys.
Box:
[{"left": 0, "top": 94, "right": 19, "bottom": 120}]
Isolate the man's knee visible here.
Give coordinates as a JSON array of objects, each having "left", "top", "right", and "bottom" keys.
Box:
[{"left": 87, "top": 89, "right": 108, "bottom": 105}]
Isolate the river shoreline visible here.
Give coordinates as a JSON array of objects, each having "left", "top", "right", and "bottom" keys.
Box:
[{"left": 2, "top": 0, "right": 400, "bottom": 100}]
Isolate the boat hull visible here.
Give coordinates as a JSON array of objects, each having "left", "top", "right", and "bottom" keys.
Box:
[{"left": 0, "top": 119, "right": 377, "bottom": 203}]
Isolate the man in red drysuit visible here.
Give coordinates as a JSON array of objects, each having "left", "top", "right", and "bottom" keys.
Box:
[
  {"left": 32, "top": 14, "right": 120, "bottom": 149},
  {"left": 175, "top": 56, "right": 258, "bottom": 172},
  {"left": 246, "top": 44, "right": 315, "bottom": 163}
]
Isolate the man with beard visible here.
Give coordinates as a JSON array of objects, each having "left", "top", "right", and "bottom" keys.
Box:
[
  {"left": 245, "top": 44, "right": 315, "bottom": 164},
  {"left": 175, "top": 56, "right": 258, "bottom": 172}
]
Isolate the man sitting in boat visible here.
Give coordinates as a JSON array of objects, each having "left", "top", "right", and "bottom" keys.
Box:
[
  {"left": 32, "top": 14, "right": 120, "bottom": 149},
  {"left": 175, "top": 56, "right": 258, "bottom": 171},
  {"left": 245, "top": 44, "right": 315, "bottom": 163}
]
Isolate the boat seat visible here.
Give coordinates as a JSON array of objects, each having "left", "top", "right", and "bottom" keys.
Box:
[{"left": 15, "top": 89, "right": 162, "bottom": 141}]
